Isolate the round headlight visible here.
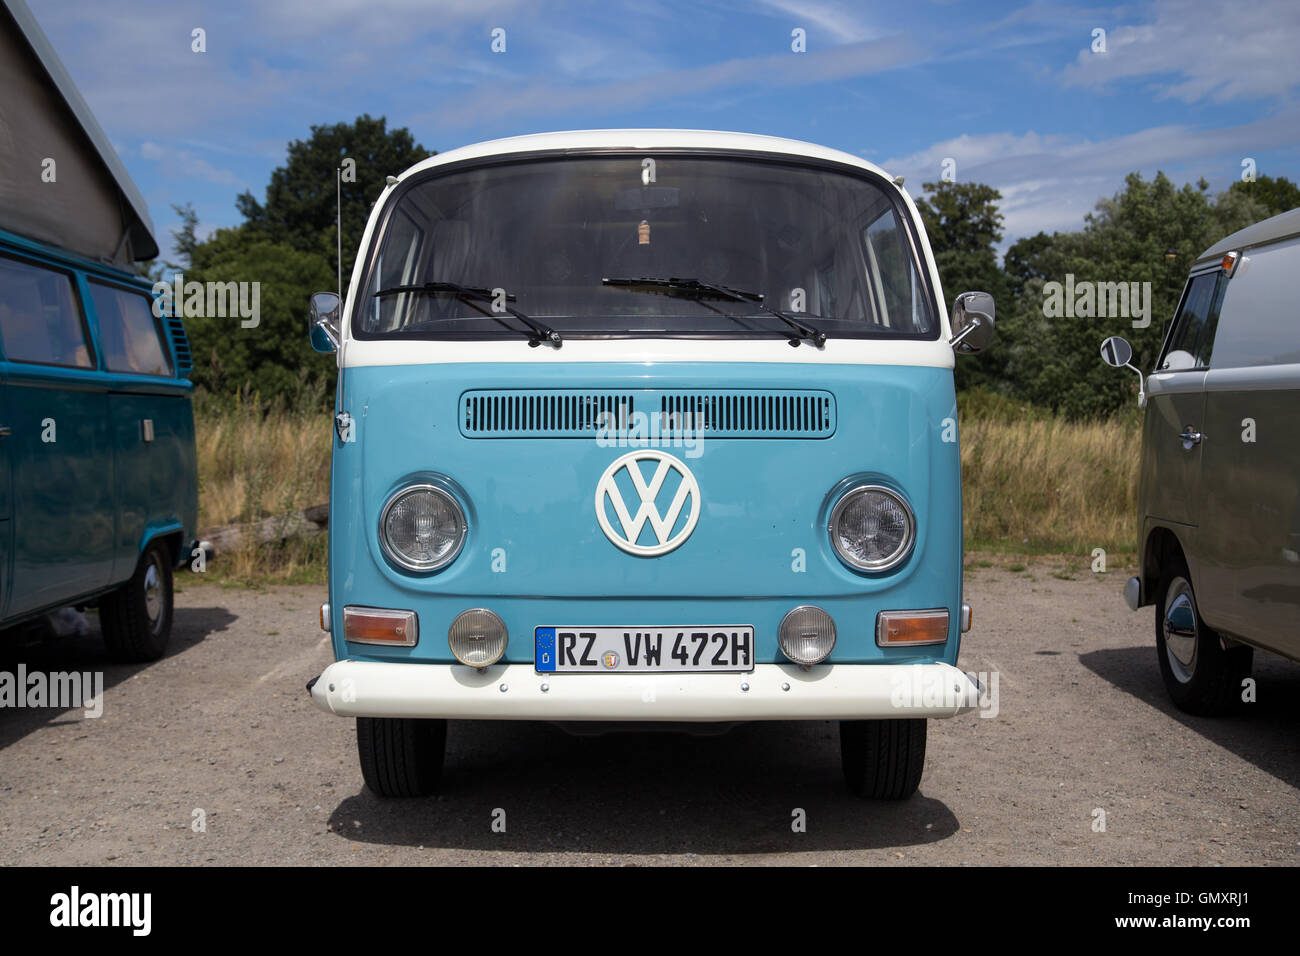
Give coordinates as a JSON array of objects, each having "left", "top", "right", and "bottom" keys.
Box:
[
  {"left": 830, "top": 485, "right": 915, "bottom": 572},
  {"left": 380, "top": 484, "right": 467, "bottom": 572},
  {"left": 779, "top": 605, "right": 837, "bottom": 665},
  {"left": 448, "top": 608, "right": 507, "bottom": 667}
]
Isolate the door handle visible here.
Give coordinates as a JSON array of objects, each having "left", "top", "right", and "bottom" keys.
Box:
[
  {"left": 0, "top": 425, "right": 11, "bottom": 438},
  {"left": 1178, "top": 426, "right": 1202, "bottom": 450}
]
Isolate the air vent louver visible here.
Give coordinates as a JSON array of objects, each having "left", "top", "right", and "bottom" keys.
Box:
[
  {"left": 460, "top": 389, "right": 835, "bottom": 438},
  {"left": 165, "top": 314, "right": 193, "bottom": 377}
]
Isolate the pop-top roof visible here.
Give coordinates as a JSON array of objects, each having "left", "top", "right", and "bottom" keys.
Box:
[{"left": 0, "top": 0, "right": 157, "bottom": 262}]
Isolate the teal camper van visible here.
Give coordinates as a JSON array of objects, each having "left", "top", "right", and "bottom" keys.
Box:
[
  {"left": 307, "top": 130, "right": 996, "bottom": 798},
  {"left": 0, "top": 0, "right": 198, "bottom": 660}
]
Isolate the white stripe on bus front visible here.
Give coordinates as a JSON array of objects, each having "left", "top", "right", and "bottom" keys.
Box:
[{"left": 340, "top": 337, "right": 956, "bottom": 368}]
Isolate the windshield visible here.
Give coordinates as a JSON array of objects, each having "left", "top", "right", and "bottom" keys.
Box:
[{"left": 356, "top": 154, "right": 936, "bottom": 340}]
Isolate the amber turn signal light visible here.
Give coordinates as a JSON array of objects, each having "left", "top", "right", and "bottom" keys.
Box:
[
  {"left": 343, "top": 606, "right": 418, "bottom": 646},
  {"left": 876, "top": 609, "right": 949, "bottom": 646}
]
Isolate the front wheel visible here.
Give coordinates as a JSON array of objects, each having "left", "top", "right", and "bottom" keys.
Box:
[
  {"left": 357, "top": 717, "right": 447, "bottom": 797},
  {"left": 840, "top": 718, "right": 927, "bottom": 798},
  {"left": 100, "top": 543, "right": 173, "bottom": 662},
  {"left": 1154, "top": 555, "right": 1252, "bottom": 716}
]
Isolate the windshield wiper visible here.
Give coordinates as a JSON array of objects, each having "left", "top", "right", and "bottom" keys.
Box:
[
  {"left": 373, "top": 281, "right": 562, "bottom": 348},
  {"left": 602, "top": 276, "right": 827, "bottom": 347}
]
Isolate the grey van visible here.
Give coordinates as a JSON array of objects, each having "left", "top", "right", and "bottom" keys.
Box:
[{"left": 1101, "top": 206, "right": 1300, "bottom": 715}]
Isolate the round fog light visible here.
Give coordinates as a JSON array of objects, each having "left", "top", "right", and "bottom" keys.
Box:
[
  {"left": 779, "top": 605, "right": 836, "bottom": 665},
  {"left": 448, "top": 608, "right": 507, "bottom": 667}
]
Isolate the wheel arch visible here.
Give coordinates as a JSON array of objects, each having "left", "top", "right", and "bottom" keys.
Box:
[
  {"left": 138, "top": 522, "right": 185, "bottom": 570},
  {"left": 1142, "top": 524, "right": 1189, "bottom": 606}
]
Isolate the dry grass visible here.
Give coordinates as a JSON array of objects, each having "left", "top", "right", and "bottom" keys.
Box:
[
  {"left": 193, "top": 383, "right": 332, "bottom": 585},
  {"left": 191, "top": 388, "right": 1144, "bottom": 584},
  {"left": 961, "top": 415, "right": 1141, "bottom": 555}
]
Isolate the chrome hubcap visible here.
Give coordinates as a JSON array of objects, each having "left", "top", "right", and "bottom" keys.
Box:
[
  {"left": 143, "top": 561, "right": 162, "bottom": 625},
  {"left": 1163, "top": 577, "right": 1198, "bottom": 683}
]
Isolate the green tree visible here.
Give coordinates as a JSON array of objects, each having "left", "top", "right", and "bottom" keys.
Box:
[
  {"left": 236, "top": 114, "right": 434, "bottom": 282},
  {"left": 179, "top": 115, "right": 436, "bottom": 403},
  {"left": 186, "top": 228, "right": 335, "bottom": 400},
  {"left": 914, "top": 181, "right": 1010, "bottom": 391},
  {"left": 132, "top": 201, "right": 199, "bottom": 283},
  {"left": 998, "top": 172, "right": 1270, "bottom": 418},
  {"left": 1226, "top": 173, "right": 1300, "bottom": 218},
  {"left": 1003, "top": 231, "right": 1053, "bottom": 298},
  {"left": 168, "top": 201, "right": 199, "bottom": 271}
]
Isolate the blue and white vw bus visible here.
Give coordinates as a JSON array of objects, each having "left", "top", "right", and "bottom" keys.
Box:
[{"left": 307, "top": 130, "right": 994, "bottom": 799}]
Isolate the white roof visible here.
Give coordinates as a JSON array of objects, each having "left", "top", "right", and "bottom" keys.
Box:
[{"left": 392, "top": 129, "right": 895, "bottom": 183}]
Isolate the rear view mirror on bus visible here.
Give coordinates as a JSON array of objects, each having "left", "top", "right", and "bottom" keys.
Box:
[
  {"left": 949, "top": 291, "right": 995, "bottom": 354},
  {"left": 309, "top": 291, "right": 341, "bottom": 353}
]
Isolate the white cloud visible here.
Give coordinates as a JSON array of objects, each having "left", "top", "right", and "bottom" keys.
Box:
[
  {"left": 519, "top": 23, "right": 670, "bottom": 81},
  {"left": 233, "top": 0, "right": 527, "bottom": 40},
  {"left": 882, "top": 108, "right": 1300, "bottom": 246},
  {"left": 29, "top": 0, "right": 518, "bottom": 140},
  {"left": 421, "top": 34, "right": 926, "bottom": 126},
  {"left": 1063, "top": 0, "right": 1300, "bottom": 103},
  {"left": 753, "top": 0, "right": 882, "bottom": 43},
  {"left": 139, "top": 142, "right": 244, "bottom": 186}
]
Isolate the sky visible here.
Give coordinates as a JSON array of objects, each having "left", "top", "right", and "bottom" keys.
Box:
[{"left": 26, "top": 0, "right": 1300, "bottom": 262}]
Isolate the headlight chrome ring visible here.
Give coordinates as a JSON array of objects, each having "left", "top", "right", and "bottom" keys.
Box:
[
  {"left": 379, "top": 483, "right": 467, "bottom": 573},
  {"left": 829, "top": 484, "right": 916, "bottom": 572}
]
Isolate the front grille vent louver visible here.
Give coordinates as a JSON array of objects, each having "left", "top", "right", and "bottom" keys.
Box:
[
  {"left": 462, "top": 392, "right": 634, "bottom": 437},
  {"left": 658, "top": 392, "right": 833, "bottom": 436},
  {"left": 460, "top": 389, "right": 835, "bottom": 439}
]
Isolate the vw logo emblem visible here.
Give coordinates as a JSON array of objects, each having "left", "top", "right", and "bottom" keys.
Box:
[{"left": 594, "top": 450, "right": 700, "bottom": 556}]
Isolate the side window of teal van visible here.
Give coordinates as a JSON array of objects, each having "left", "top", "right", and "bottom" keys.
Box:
[
  {"left": 87, "top": 281, "right": 173, "bottom": 376},
  {"left": 0, "top": 256, "right": 94, "bottom": 368}
]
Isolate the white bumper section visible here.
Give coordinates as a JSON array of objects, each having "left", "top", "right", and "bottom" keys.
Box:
[{"left": 309, "top": 660, "right": 981, "bottom": 721}]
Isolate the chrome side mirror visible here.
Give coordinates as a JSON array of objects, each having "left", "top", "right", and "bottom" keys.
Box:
[
  {"left": 309, "top": 291, "right": 341, "bottom": 353},
  {"left": 949, "top": 291, "right": 995, "bottom": 354},
  {"left": 1099, "top": 335, "right": 1132, "bottom": 367},
  {"left": 1099, "top": 335, "right": 1146, "bottom": 408}
]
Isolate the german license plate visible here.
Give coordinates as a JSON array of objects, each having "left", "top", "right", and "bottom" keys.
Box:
[{"left": 535, "top": 627, "right": 755, "bottom": 673}]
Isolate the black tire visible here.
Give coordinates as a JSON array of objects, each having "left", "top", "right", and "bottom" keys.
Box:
[
  {"left": 100, "top": 542, "right": 173, "bottom": 662},
  {"left": 1154, "top": 553, "right": 1252, "bottom": 716},
  {"left": 357, "top": 717, "right": 447, "bottom": 797},
  {"left": 840, "top": 718, "right": 927, "bottom": 798}
]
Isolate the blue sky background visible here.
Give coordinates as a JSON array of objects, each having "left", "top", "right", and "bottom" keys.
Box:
[{"left": 29, "top": 0, "right": 1300, "bottom": 262}]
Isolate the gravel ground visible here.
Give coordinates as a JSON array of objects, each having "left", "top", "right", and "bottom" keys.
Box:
[{"left": 2, "top": 559, "right": 1297, "bottom": 866}]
